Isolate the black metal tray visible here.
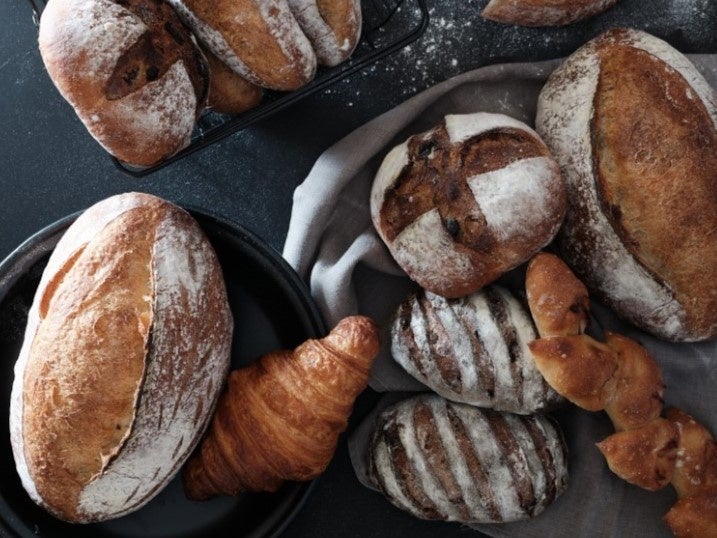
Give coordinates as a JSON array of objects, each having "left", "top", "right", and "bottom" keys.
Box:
[
  {"left": 0, "top": 207, "right": 327, "bottom": 537},
  {"left": 27, "top": 0, "right": 429, "bottom": 177}
]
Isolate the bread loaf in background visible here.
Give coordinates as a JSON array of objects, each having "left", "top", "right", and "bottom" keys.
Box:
[
  {"left": 536, "top": 28, "right": 717, "bottom": 342},
  {"left": 9, "top": 193, "right": 233, "bottom": 523},
  {"left": 482, "top": 0, "right": 619, "bottom": 27},
  {"left": 38, "top": 0, "right": 209, "bottom": 167},
  {"left": 368, "top": 394, "right": 568, "bottom": 523},
  {"left": 370, "top": 112, "right": 566, "bottom": 298},
  {"left": 391, "top": 286, "right": 562, "bottom": 414},
  {"left": 287, "top": 0, "right": 362, "bottom": 66},
  {"left": 167, "top": 0, "right": 317, "bottom": 91},
  {"left": 203, "top": 47, "right": 263, "bottom": 115}
]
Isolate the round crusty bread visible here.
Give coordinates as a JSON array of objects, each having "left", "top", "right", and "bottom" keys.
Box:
[
  {"left": 370, "top": 112, "right": 566, "bottom": 299},
  {"left": 536, "top": 28, "right": 717, "bottom": 342},
  {"left": 38, "top": 0, "right": 209, "bottom": 167},
  {"left": 391, "top": 286, "right": 562, "bottom": 414},
  {"left": 482, "top": 0, "right": 620, "bottom": 27},
  {"left": 167, "top": 0, "right": 317, "bottom": 91},
  {"left": 368, "top": 394, "right": 568, "bottom": 523},
  {"left": 287, "top": 0, "right": 362, "bottom": 67},
  {"left": 9, "top": 193, "right": 233, "bottom": 523}
]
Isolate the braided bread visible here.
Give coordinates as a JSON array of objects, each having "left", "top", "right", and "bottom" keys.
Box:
[{"left": 525, "top": 252, "right": 717, "bottom": 536}]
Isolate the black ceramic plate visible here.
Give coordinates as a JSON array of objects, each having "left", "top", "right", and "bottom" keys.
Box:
[{"left": 0, "top": 207, "right": 327, "bottom": 537}]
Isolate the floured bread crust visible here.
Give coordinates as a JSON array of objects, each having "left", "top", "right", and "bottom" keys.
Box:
[
  {"left": 168, "top": 0, "right": 317, "bottom": 91},
  {"left": 10, "top": 193, "right": 233, "bottom": 523},
  {"left": 38, "top": 0, "right": 209, "bottom": 167},
  {"left": 368, "top": 394, "right": 568, "bottom": 523},
  {"left": 287, "top": 0, "right": 361, "bottom": 66},
  {"left": 536, "top": 28, "right": 717, "bottom": 341},
  {"left": 391, "top": 286, "right": 562, "bottom": 414},
  {"left": 370, "top": 112, "right": 566, "bottom": 298},
  {"left": 482, "top": 0, "right": 619, "bottom": 27}
]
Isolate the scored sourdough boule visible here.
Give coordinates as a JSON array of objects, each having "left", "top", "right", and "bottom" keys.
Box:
[
  {"left": 202, "top": 47, "right": 263, "bottom": 115},
  {"left": 368, "top": 394, "right": 568, "bottom": 523},
  {"left": 287, "top": 0, "right": 362, "bottom": 66},
  {"left": 482, "top": 0, "right": 620, "bottom": 27},
  {"left": 9, "top": 193, "right": 233, "bottom": 523},
  {"left": 38, "top": 0, "right": 209, "bottom": 167},
  {"left": 370, "top": 112, "right": 566, "bottom": 298},
  {"left": 167, "top": 0, "right": 317, "bottom": 91},
  {"left": 536, "top": 28, "right": 717, "bottom": 342},
  {"left": 391, "top": 286, "right": 562, "bottom": 414}
]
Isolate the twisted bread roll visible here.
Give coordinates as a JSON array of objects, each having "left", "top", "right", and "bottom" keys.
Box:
[
  {"left": 182, "top": 316, "right": 380, "bottom": 500},
  {"left": 525, "top": 252, "right": 717, "bottom": 536}
]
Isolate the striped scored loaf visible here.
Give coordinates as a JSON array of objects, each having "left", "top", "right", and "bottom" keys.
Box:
[
  {"left": 391, "top": 286, "right": 562, "bottom": 414},
  {"left": 368, "top": 394, "right": 568, "bottom": 523}
]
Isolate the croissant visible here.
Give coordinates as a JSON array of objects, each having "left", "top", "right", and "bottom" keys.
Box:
[
  {"left": 182, "top": 315, "right": 380, "bottom": 500},
  {"left": 525, "top": 253, "right": 717, "bottom": 537}
]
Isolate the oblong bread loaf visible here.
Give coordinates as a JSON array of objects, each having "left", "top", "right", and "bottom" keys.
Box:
[
  {"left": 482, "top": 0, "right": 619, "bottom": 27},
  {"left": 391, "top": 286, "right": 562, "bottom": 414},
  {"left": 9, "top": 192, "right": 233, "bottom": 523},
  {"left": 167, "top": 0, "right": 317, "bottom": 91},
  {"left": 368, "top": 394, "right": 568, "bottom": 523},
  {"left": 536, "top": 28, "right": 717, "bottom": 341},
  {"left": 287, "top": 0, "right": 362, "bottom": 66}
]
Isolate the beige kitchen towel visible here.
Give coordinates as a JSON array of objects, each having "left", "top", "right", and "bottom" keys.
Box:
[{"left": 283, "top": 57, "right": 717, "bottom": 537}]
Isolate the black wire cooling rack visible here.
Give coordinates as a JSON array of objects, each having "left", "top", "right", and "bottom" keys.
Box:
[{"left": 27, "top": 0, "right": 430, "bottom": 177}]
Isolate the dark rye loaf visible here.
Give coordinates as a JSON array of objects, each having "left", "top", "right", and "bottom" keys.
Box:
[
  {"left": 391, "top": 286, "right": 562, "bottom": 414},
  {"left": 368, "top": 394, "right": 568, "bottom": 524}
]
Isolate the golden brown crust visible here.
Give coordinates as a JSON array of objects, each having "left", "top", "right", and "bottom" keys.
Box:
[
  {"left": 183, "top": 316, "right": 380, "bottom": 500},
  {"left": 203, "top": 48, "right": 262, "bottom": 115},
  {"left": 22, "top": 204, "right": 162, "bottom": 521},
  {"left": 39, "top": 0, "right": 208, "bottom": 167},
  {"left": 596, "top": 418, "right": 678, "bottom": 491},
  {"left": 592, "top": 41, "right": 717, "bottom": 339},
  {"left": 603, "top": 332, "right": 664, "bottom": 432},
  {"left": 528, "top": 334, "right": 618, "bottom": 411},
  {"left": 526, "top": 252, "right": 590, "bottom": 337},
  {"left": 482, "top": 0, "right": 619, "bottom": 27},
  {"left": 667, "top": 408, "right": 717, "bottom": 498},
  {"left": 171, "top": 0, "right": 316, "bottom": 91},
  {"left": 12, "top": 193, "right": 233, "bottom": 523},
  {"left": 664, "top": 486, "right": 717, "bottom": 538}
]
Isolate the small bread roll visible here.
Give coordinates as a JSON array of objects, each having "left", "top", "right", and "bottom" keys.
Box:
[
  {"left": 370, "top": 112, "right": 566, "bottom": 298},
  {"left": 39, "top": 0, "right": 209, "bottom": 166},
  {"left": 482, "top": 0, "right": 620, "bottom": 27},
  {"left": 368, "top": 394, "right": 568, "bottom": 523},
  {"left": 287, "top": 0, "right": 362, "bottom": 66}
]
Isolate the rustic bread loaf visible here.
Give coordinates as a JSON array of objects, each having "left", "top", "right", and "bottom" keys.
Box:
[
  {"left": 391, "top": 286, "right": 561, "bottom": 414},
  {"left": 9, "top": 193, "right": 233, "bottom": 523},
  {"left": 536, "top": 28, "right": 717, "bottom": 342},
  {"left": 287, "top": 0, "right": 362, "bottom": 66},
  {"left": 370, "top": 112, "right": 566, "bottom": 298},
  {"left": 167, "top": 0, "right": 317, "bottom": 91},
  {"left": 482, "top": 0, "right": 619, "bottom": 27},
  {"left": 38, "top": 0, "right": 209, "bottom": 167},
  {"left": 368, "top": 394, "right": 568, "bottom": 523},
  {"left": 203, "top": 47, "right": 263, "bottom": 115}
]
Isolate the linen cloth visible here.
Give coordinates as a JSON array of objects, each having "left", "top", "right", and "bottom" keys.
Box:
[{"left": 282, "top": 57, "right": 717, "bottom": 537}]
